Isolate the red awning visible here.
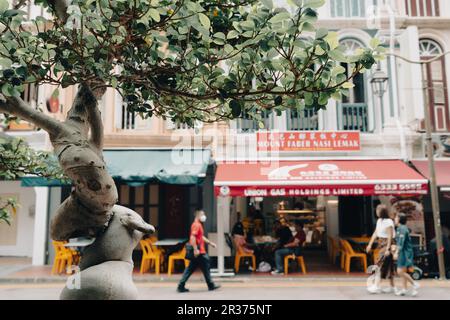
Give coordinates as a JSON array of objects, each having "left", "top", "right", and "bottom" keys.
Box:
[
  {"left": 411, "top": 160, "right": 450, "bottom": 187},
  {"left": 214, "top": 160, "right": 428, "bottom": 197}
]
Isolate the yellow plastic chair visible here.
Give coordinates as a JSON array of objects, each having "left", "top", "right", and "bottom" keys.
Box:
[
  {"left": 167, "top": 247, "right": 189, "bottom": 276},
  {"left": 327, "top": 236, "right": 340, "bottom": 264},
  {"left": 51, "top": 241, "right": 75, "bottom": 275},
  {"left": 340, "top": 239, "right": 367, "bottom": 273},
  {"left": 145, "top": 238, "right": 165, "bottom": 268},
  {"left": 284, "top": 254, "right": 307, "bottom": 275},
  {"left": 372, "top": 248, "right": 380, "bottom": 264},
  {"left": 139, "top": 240, "right": 161, "bottom": 275},
  {"left": 234, "top": 246, "right": 256, "bottom": 273}
]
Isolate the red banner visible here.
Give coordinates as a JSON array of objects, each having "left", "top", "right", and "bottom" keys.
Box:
[
  {"left": 215, "top": 184, "right": 429, "bottom": 198},
  {"left": 257, "top": 131, "right": 361, "bottom": 152},
  {"left": 214, "top": 160, "right": 429, "bottom": 197}
]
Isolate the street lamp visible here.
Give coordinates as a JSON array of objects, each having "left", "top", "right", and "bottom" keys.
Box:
[
  {"left": 387, "top": 51, "right": 450, "bottom": 280},
  {"left": 370, "top": 69, "right": 388, "bottom": 132},
  {"left": 370, "top": 70, "right": 389, "bottom": 98}
]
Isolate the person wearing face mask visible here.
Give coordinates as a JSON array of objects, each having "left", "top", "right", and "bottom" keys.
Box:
[{"left": 177, "top": 209, "right": 221, "bottom": 293}]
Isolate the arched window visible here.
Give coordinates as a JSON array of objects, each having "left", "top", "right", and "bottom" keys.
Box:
[
  {"left": 419, "top": 39, "right": 443, "bottom": 57},
  {"left": 338, "top": 39, "right": 370, "bottom": 132},
  {"left": 419, "top": 39, "right": 449, "bottom": 132}
]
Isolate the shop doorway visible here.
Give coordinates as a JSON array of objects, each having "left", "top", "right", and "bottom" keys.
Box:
[
  {"left": 159, "top": 185, "right": 189, "bottom": 239},
  {"left": 338, "top": 196, "right": 375, "bottom": 237}
]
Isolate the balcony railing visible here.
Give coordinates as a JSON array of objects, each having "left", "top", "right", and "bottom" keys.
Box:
[
  {"left": 121, "top": 106, "right": 136, "bottom": 130},
  {"left": 405, "top": 0, "right": 440, "bottom": 17},
  {"left": 337, "top": 103, "right": 370, "bottom": 132},
  {"left": 286, "top": 109, "right": 319, "bottom": 131},
  {"left": 235, "top": 110, "right": 271, "bottom": 133},
  {"left": 330, "top": 0, "right": 375, "bottom": 18}
]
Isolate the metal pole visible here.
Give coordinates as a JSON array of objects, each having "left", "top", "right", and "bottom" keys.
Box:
[
  {"left": 387, "top": 51, "right": 448, "bottom": 280},
  {"left": 421, "top": 64, "right": 446, "bottom": 280}
]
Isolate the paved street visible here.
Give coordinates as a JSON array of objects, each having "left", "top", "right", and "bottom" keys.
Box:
[{"left": 1, "top": 279, "right": 449, "bottom": 300}]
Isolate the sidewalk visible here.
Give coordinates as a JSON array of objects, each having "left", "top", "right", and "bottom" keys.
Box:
[
  {"left": 1, "top": 256, "right": 447, "bottom": 285},
  {"left": 0, "top": 256, "right": 370, "bottom": 284}
]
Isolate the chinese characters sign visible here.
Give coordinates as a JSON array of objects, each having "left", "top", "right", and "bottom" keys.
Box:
[{"left": 256, "top": 131, "right": 361, "bottom": 152}]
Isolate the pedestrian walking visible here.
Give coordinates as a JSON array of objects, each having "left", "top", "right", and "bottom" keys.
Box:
[
  {"left": 394, "top": 213, "right": 420, "bottom": 296},
  {"left": 177, "top": 209, "right": 221, "bottom": 293},
  {"left": 366, "top": 204, "right": 397, "bottom": 294}
]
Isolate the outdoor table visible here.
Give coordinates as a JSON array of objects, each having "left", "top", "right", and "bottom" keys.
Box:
[
  {"left": 63, "top": 238, "right": 96, "bottom": 255},
  {"left": 253, "top": 236, "right": 278, "bottom": 265},
  {"left": 63, "top": 238, "right": 96, "bottom": 248},
  {"left": 153, "top": 238, "right": 188, "bottom": 246},
  {"left": 153, "top": 238, "right": 188, "bottom": 271}
]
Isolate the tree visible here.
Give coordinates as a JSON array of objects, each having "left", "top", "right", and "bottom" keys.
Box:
[
  {"left": 0, "top": 133, "right": 64, "bottom": 224},
  {"left": 0, "top": 0, "right": 383, "bottom": 299}
]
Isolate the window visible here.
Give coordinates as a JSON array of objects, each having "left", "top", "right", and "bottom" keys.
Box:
[
  {"left": 286, "top": 109, "right": 319, "bottom": 131},
  {"left": 115, "top": 91, "right": 152, "bottom": 130},
  {"left": 330, "top": 0, "right": 377, "bottom": 18},
  {"left": 420, "top": 39, "right": 449, "bottom": 132},
  {"left": 118, "top": 184, "right": 159, "bottom": 227},
  {"left": 338, "top": 39, "right": 370, "bottom": 132},
  {"left": 234, "top": 109, "right": 272, "bottom": 133},
  {"left": 405, "top": 0, "right": 440, "bottom": 17}
]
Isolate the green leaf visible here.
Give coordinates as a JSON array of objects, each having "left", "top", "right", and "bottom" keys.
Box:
[
  {"left": 274, "top": 96, "right": 283, "bottom": 106},
  {"left": 229, "top": 100, "right": 242, "bottom": 118},
  {"left": 227, "top": 30, "right": 239, "bottom": 39},
  {"left": 331, "top": 65, "right": 346, "bottom": 77},
  {"left": 370, "top": 38, "right": 380, "bottom": 49},
  {"left": 328, "top": 49, "right": 347, "bottom": 62},
  {"left": 315, "top": 28, "right": 328, "bottom": 39},
  {"left": 303, "top": 0, "right": 326, "bottom": 8},
  {"left": 240, "top": 20, "right": 255, "bottom": 31},
  {"left": 0, "top": 0, "right": 9, "bottom": 12},
  {"left": 261, "top": 0, "right": 273, "bottom": 9},
  {"left": 342, "top": 82, "right": 355, "bottom": 89},
  {"left": 269, "top": 12, "right": 290, "bottom": 24},
  {"left": 300, "top": 22, "right": 315, "bottom": 32},
  {"left": 148, "top": 8, "right": 160, "bottom": 22},
  {"left": 325, "top": 32, "right": 339, "bottom": 50},
  {"left": 199, "top": 13, "right": 210, "bottom": 29}
]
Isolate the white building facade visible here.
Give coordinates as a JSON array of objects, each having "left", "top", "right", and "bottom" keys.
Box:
[{"left": 0, "top": 0, "right": 449, "bottom": 266}]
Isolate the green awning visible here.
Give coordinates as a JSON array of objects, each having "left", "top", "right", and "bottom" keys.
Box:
[{"left": 21, "top": 149, "right": 212, "bottom": 187}]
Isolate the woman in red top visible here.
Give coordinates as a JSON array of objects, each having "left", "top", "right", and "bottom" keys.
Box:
[{"left": 177, "top": 210, "right": 221, "bottom": 293}]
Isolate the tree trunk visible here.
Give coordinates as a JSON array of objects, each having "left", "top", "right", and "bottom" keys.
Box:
[{"left": 0, "top": 85, "right": 155, "bottom": 299}]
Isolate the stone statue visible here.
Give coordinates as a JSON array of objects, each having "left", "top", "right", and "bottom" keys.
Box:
[{"left": 60, "top": 205, "right": 155, "bottom": 300}]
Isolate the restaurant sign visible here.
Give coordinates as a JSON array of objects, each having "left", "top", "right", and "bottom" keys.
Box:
[
  {"left": 257, "top": 131, "right": 361, "bottom": 152},
  {"left": 217, "top": 184, "right": 429, "bottom": 198}
]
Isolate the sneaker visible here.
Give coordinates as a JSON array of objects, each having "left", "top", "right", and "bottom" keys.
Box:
[
  {"left": 367, "top": 285, "right": 381, "bottom": 294},
  {"left": 412, "top": 281, "right": 420, "bottom": 290},
  {"left": 382, "top": 287, "right": 396, "bottom": 294},
  {"left": 177, "top": 286, "right": 190, "bottom": 293},
  {"left": 271, "top": 270, "right": 283, "bottom": 275},
  {"left": 410, "top": 289, "right": 419, "bottom": 297},
  {"left": 395, "top": 289, "right": 407, "bottom": 296},
  {"left": 208, "top": 284, "right": 221, "bottom": 291}
]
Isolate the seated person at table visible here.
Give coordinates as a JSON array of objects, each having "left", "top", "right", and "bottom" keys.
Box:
[
  {"left": 273, "top": 218, "right": 293, "bottom": 251},
  {"left": 271, "top": 221, "right": 306, "bottom": 275},
  {"left": 231, "top": 212, "right": 245, "bottom": 237},
  {"left": 233, "top": 233, "right": 254, "bottom": 255}
]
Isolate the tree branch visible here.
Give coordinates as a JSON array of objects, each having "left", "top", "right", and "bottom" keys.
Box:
[
  {"left": 0, "top": 96, "right": 64, "bottom": 136},
  {"left": 81, "top": 85, "right": 104, "bottom": 150}
]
